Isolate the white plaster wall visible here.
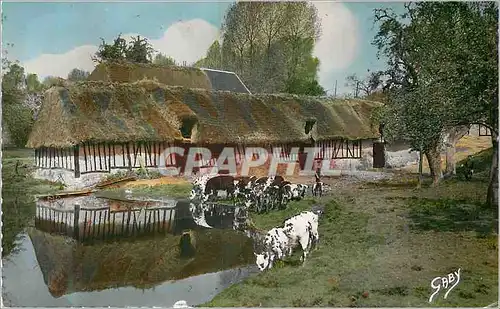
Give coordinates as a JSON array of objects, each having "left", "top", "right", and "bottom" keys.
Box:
[{"left": 32, "top": 169, "right": 106, "bottom": 190}]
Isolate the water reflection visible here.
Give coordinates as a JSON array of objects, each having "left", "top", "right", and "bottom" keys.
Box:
[{"left": 3, "top": 196, "right": 260, "bottom": 307}]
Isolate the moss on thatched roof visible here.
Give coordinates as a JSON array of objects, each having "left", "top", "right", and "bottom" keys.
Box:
[
  {"left": 26, "top": 80, "right": 381, "bottom": 148},
  {"left": 88, "top": 61, "right": 212, "bottom": 90},
  {"left": 28, "top": 227, "right": 254, "bottom": 297}
]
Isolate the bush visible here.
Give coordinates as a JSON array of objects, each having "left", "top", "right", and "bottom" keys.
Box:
[{"left": 2, "top": 100, "right": 34, "bottom": 148}]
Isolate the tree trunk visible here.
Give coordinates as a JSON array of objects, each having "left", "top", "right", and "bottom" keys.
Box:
[
  {"left": 425, "top": 144, "right": 442, "bottom": 186},
  {"left": 486, "top": 134, "right": 498, "bottom": 208},
  {"left": 444, "top": 125, "right": 470, "bottom": 176},
  {"left": 417, "top": 149, "right": 423, "bottom": 189}
]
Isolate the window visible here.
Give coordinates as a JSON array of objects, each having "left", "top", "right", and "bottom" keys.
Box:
[
  {"left": 305, "top": 119, "right": 316, "bottom": 134},
  {"left": 180, "top": 117, "right": 198, "bottom": 139}
]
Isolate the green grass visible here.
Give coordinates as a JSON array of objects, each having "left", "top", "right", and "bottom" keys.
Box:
[
  {"left": 456, "top": 147, "right": 493, "bottom": 180},
  {"left": 203, "top": 175, "right": 498, "bottom": 307},
  {"left": 2, "top": 148, "right": 62, "bottom": 257}
]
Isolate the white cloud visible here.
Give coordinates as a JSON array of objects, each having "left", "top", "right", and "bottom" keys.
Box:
[
  {"left": 23, "top": 45, "right": 98, "bottom": 79},
  {"left": 21, "top": 19, "right": 219, "bottom": 79},
  {"left": 312, "top": 2, "right": 359, "bottom": 91}
]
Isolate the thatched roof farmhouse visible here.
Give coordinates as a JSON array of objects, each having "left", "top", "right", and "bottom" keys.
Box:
[{"left": 27, "top": 62, "right": 383, "bottom": 179}]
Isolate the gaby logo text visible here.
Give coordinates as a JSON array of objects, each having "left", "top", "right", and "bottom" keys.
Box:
[{"left": 428, "top": 268, "right": 461, "bottom": 303}]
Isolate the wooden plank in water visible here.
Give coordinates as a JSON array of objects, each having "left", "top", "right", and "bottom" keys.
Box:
[{"left": 35, "top": 189, "right": 96, "bottom": 200}]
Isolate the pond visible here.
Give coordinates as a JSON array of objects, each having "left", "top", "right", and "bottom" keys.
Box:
[{"left": 2, "top": 197, "right": 259, "bottom": 307}]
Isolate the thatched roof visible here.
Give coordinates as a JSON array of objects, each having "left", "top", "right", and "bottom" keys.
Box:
[
  {"left": 88, "top": 61, "right": 213, "bottom": 90},
  {"left": 26, "top": 80, "right": 381, "bottom": 148},
  {"left": 28, "top": 227, "right": 254, "bottom": 297}
]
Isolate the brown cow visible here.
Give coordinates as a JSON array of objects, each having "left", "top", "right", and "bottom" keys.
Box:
[{"left": 204, "top": 175, "right": 236, "bottom": 200}]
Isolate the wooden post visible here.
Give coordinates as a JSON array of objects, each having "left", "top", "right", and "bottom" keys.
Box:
[
  {"left": 73, "top": 204, "right": 80, "bottom": 241},
  {"left": 74, "top": 145, "right": 80, "bottom": 178}
]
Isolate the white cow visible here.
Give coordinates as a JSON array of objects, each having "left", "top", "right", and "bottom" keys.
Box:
[
  {"left": 255, "top": 211, "right": 320, "bottom": 271},
  {"left": 255, "top": 227, "right": 290, "bottom": 271},
  {"left": 282, "top": 211, "right": 319, "bottom": 260}
]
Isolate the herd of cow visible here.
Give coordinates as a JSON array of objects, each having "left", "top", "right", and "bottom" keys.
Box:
[
  {"left": 187, "top": 174, "right": 327, "bottom": 271},
  {"left": 189, "top": 174, "right": 324, "bottom": 213}
]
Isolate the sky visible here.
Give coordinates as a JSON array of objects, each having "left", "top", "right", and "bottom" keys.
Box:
[{"left": 2, "top": 1, "right": 405, "bottom": 95}]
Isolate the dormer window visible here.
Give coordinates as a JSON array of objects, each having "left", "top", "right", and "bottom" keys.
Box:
[
  {"left": 305, "top": 119, "right": 316, "bottom": 134},
  {"left": 180, "top": 117, "right": 198, "bottom": 140}
]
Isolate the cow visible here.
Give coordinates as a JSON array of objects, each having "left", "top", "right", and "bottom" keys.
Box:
[
  {"left": 190, "top": 174, "right": 213, "bottom": 201},
  {"left": 204, "top": 175, "right": 235, "bottom": 200},
  {"left": 282, "top": 210, "right": 320, "bottom": 254},
  {"left": 255, "top": 227, "right": 290, "bottom": 271},
  {"left": 297, "top": 184, "right": 308, "bottom": 198},
  {"left": 312, "top": 182, "right": 323, "bottom": 197},
  {"left": 233, "top": 176, "right": 254, "bottom": 200},
  {"left": 255, "top": 211, "right": 320, "bottom": 271}
]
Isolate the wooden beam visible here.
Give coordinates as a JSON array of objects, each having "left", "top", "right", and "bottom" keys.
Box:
[
  {"left": 83, "top": 143, "right": 88, "bottom": 172},
  {"left": 108, "top": 144, "right": 112, "bottom": 171},
  {"left": 74, "top": 145, "right": 81, "bottom": 178},
  {"left": 126, "top": 143, "right": 132, "bottom": 169},
  {"left": 122, "top": 143, "right": 126, "bottom": 167},
  {"left": 112, "top": 144, "right": 116, "bottom": 167},
  {"left": 98, "top": 143, "right": 103, "bottom": 170},
  {"left": 132, "top": 142, "right": 138, "bottom": 167},
  {"left": 92, "top": 143, "right": 97, "bottom": 171}
]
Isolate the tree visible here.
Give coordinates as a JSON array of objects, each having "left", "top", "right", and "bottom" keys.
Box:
[
  {"left": 200, "top": 2, "right": 323, "bottom": 95},
  {"left": 373, "top": 2, "right": 498, "bottom": 205},
  {"left": 42, "top": 76, "right": 65, "bottom": 88},
  {"left": 153, "top": 53, "right": 177, "bottom": 66},
  {"left": 2, "top": 63, "right": 34, "bottom": 148},
  {"left": 125, "top": 35, "right": 155, "bottom": 63},
  {"left": 194, "top": 41, "right": 223, "bottom": 69},
  {"left": 345, "top": 71, "right": 383, "bottom": 98},
  {"left": 92, "top": 34, "right": 155, "bottom": 64},
  {"left": 25, "top": 73, "right": 44, "bottom": 93},
  {"left": 67, "top": 68, "right": 90, "bottom": 81}
]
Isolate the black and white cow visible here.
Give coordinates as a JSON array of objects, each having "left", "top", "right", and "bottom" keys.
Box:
[
  {"left": 255, "top": 210, "right": 319, "bottom": 271},
  {"left": 312, "top": 181, "right": 323, "bottom": 197}
]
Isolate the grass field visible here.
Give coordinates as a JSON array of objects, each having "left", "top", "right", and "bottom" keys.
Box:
[{"left": 203, "top": 170, "right": 498, "bottom": 306}]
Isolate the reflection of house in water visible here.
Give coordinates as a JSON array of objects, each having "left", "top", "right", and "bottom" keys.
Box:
[
  {"left": 35, "top": 194, "right": 243, "bottom": 242},
  {"left": 28, "top": 224, "right": 255, "bottom": 298}
]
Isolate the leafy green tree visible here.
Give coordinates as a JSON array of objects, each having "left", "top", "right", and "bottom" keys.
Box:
[
  {"left": 197, "top": 2, "right": 324, "bottom": 95},
  {"left": 153, "top": 53, "right": 177, "bottom": 66},
  {"left": 25, "top": 73, "right": 44, "bottom": 93},
  {"left": 42, "top": 76, "right": 65, "bottom": 88},
  {"left": 92, "top": 34, "right": 155, "bottom": 64},
  {"left": 194, "top": 41, "right": 222, "bottom": 69},
  {"left": 2, "top": 63, "right": 34, "bottom": 148},
  {"left": 373, "top": 2, "right": 498, "bottom": 205},
  {"left": 125, "top": 35, "right": 155, "bottom": 63},
  {"left": 67, "top": 68, "right": 90, "bottom": 81}
]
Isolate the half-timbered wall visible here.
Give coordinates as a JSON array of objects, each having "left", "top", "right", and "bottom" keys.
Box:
[
  {"left": 78, "top": 142, "right": 179, "bottom": 174},
  {"left": 34, "top": 147, "right": 76, "bottom": 171},
  {"left": 314, "top": 139, "right": 363, "bottom": 160},
  {"left": 35, "top": 139, "right": 371, "bottom": 178}
]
